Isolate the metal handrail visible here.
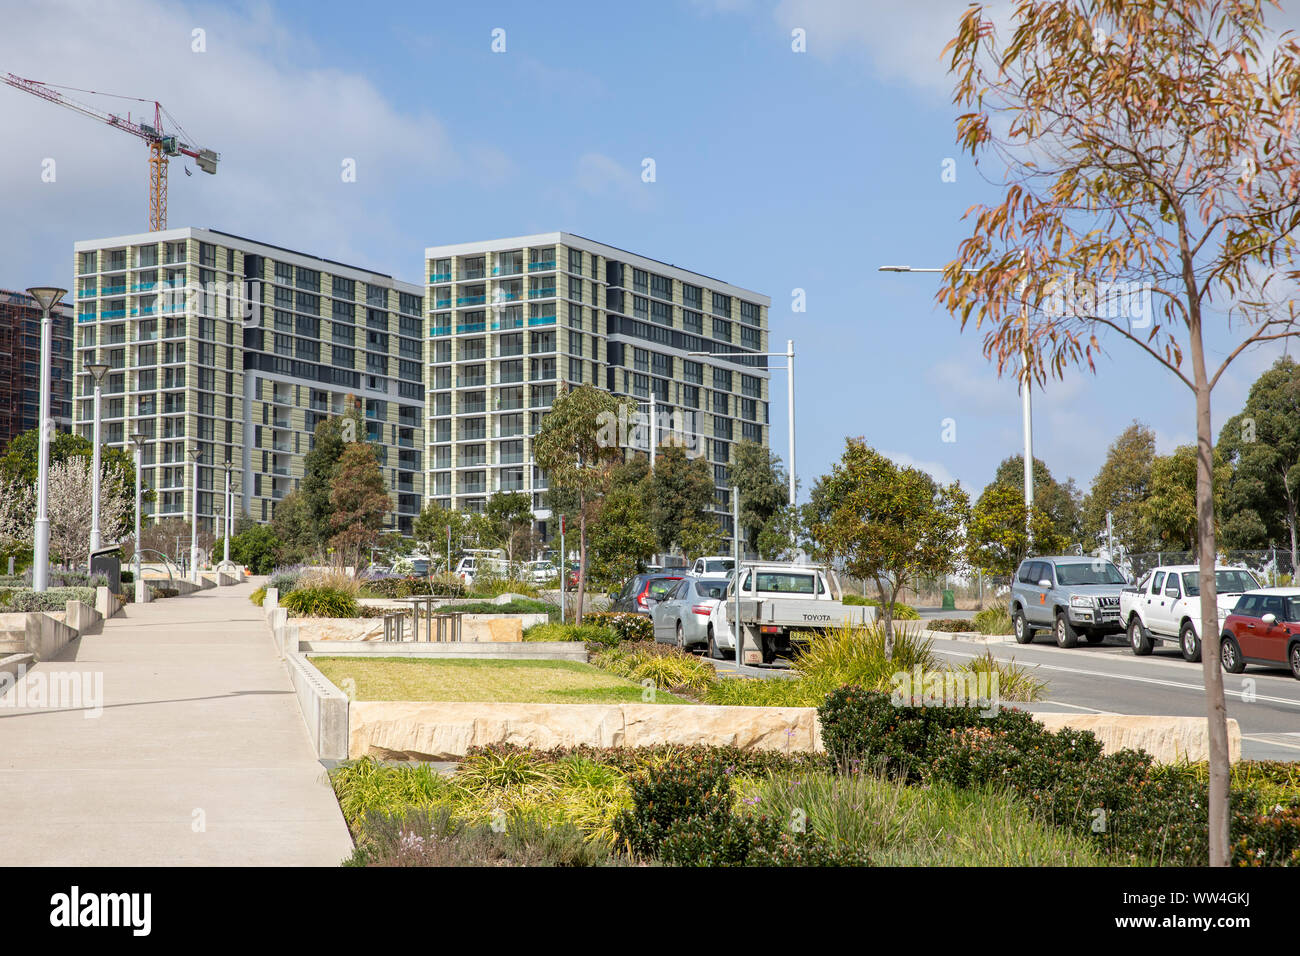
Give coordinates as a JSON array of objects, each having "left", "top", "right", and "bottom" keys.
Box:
[{"left": 133, "top": 548, "right": 178, "bottom": 589}]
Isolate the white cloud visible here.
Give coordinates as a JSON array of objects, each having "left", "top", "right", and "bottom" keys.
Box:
[
  {"left": 880, "top": 449, "right": 957, "bottom": 488},
  {"left": 772, "top": 0, "right": 1017, "bottom": 96},
  {"left": 573, "top": 152, "right": 655, "bottom": 211},
  {"left": 0, "top": 0, "right": 510, "bottom": 284}
]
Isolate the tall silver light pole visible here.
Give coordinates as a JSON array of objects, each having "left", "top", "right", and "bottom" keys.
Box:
[
  {"left": 188, "top": 445, "right": 201, "bottom": 582},
  {"left": 879, "top": 265, "right": 1035, "bottom": 526},
  {"left": 688, "top": 343, "right": 796, "bottom": 507},
  {"left": 83, "top": 361, "right": 110, "bottom": 562},
  {"left": 222, "top": 459, "right": 232, "bottom": 565},
  {"left": 130, "top": 432, "right": 146, "bottom": 582},
  {"left": 26, "top": 287, "right": 66, "bottom": 593}
]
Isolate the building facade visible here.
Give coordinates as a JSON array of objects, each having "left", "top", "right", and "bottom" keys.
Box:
[
  {"left": 424, "top": 232, "right": 771, "bottom": 537},
  {"left": 72, "top": 228, "right": 424, "bottom": 536},
  {"left": 0, "top": 289, "right": 74, "bottom": 446}
]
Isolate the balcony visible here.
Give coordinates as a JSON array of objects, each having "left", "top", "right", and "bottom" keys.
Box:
[
  {"left": 457, "top": 321, "right": 486, "bottom": 334},
  {"left": 429, "top": 324, "right": 451, "bottom": 337},
  {"left": 460, "top": 268, "right": 486, "bottom": 281},
  {"left": 457, "top": 294, "right": 486, "bottom": 306},
  {"left": 434, "top": 297, "right": 451, "bottom": 308},
  {"left": 78, "top": 288, "right": 97, "bottom": 298},
  {"left": 429, "top": 271, "right": 451, "bottom": 283},
  {"left": 528, "top": 287, "right": 556, "bottom": 299},
  {"left": 527, "top": 313, "right": 556, "bottom": 326},
  {"left": 528, "top": 261, "right": 556, "bottom": 272},
  {"left": 272, "top": 440, "right": 292, "bottom": 452}
]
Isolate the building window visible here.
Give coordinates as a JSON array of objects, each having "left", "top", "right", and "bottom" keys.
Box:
[{"left": 711, "top": 292, "right": 731, "bottom": 318}]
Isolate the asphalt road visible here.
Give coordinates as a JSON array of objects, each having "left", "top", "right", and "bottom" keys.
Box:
[{"left": 708, "top": 631, "right": 1300, "bottom": 761}]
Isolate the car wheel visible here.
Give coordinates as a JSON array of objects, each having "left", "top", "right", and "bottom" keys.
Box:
[
  {"left": 1180, "top": 621, "right": 1202, "bottom": 663},
  {"left": 676, "top": 622, "right": 685, "bottom": 650},
  {"left": 1220, "top": 635, "right": 1246, "bottom": 674},
  {"left": 1055, "top": 612, "right": 1079, "bottom": 649},
  {"left": 1129, "top": 617, "right": 1153, "bottom": 656},
  {"left": 707, "top": 625, "right": 727, "bottom": 660},
  {"left": 1289, "top": 643, "right": 1300, "bottom": 681},
  {"left": 1013, "top": 610, "right": 1033, "bottom": 645}
]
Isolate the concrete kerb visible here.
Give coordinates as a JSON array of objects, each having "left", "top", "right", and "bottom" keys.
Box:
[
  {"left": 134, "top": 578, "right": 152, "bottom": 604},
  {"left": 64, "top": 600, "right": 103, "bottom": 637}
]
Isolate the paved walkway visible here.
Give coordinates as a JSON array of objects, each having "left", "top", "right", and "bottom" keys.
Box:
[{"left": 0, "top": 581, "right": 354, "bottom": 865}]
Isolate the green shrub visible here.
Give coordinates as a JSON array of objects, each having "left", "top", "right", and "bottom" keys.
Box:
[
  {"left": 152, "top": 586, "right": 179, "bottom": 598},
  {"left": 7, "top": 587, "right": 97, "bottom": 611},
  {"left": 614, "top": 755, "right": 866, "bottom": 866},
  {"left": 281, "top": 586, "right": 360, "bottom": 618},
  {"left": 582, "top": 611, "right": 652, "bottom": 642},
  {"left": 791, "top": 622, "right": 935, "bottom": 694},
  {"left": 972, "top": 606, "right": 1013, "bottom": 635},
  {"left": 523, "top": 622, "right": 614, "bottom": 643},
  {"left": 701, "top": 675, "right": 825, "bottom": 707},
  {"left": 364, "top": 574, "right": 466, "bottom": 599},
  {"left": 815, "top": 686, "right": 1300, "bottom": 866},
  {"left": 267, "top": 569, "right": 302, "bottom": 595},
  {"left": 842, "top": 595, "right": 921, "bottom": 619},
  {"left": 469, "top": 573, "right": 540, "bottom": 599},
  {"left": 924, "top": 618, "right": 978, "bottom": 632},
  {"left": 438, "top": 599, "right": 557, "bottom": 617},
  {"left": 249, "top": 586, "right": 267, "bottom": 607}
]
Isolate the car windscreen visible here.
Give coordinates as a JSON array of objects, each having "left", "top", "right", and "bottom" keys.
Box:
[
  {"left": 695, "top": 580, "right": 727, "bottom": 600},
  {"left": 1180, "top": 569, "right": 1260, "bottom": 596},
  {"left": 754, "top": 572, "right": 816, "bottom": 594},
  {"left": 1053, "top": 562, "right": 1126, "bottom": 586},
  {"left": 704, "top": 560, "right": 734, "bottom": 573}
]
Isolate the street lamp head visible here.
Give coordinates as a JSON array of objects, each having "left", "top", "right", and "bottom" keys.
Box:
[
  {"left": 130, "top": 431, "right": 146, "bottom": 447},
  {"left": 25, "top": 287, "right": 67, "bottom": 311},
  {"left": 877, "top": 265, "right": 914, "bottom": 272},
  {"left": 83, "top": 361, "right": 111, "bottom": 384},
  {"left": 187, "top": 447, "right": 202, "bottom": 462}
]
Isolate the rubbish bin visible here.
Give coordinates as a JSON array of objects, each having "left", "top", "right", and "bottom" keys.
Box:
[
  {"left": 941, "top": 589, "right": 956, "bottom": 611},
  {"left": 90, "top": 547, "right": 122, "bottom": 593}
]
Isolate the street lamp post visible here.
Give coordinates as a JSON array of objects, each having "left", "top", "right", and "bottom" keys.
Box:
[
  {"left": 188, "top": 446, "right": 201, "bottom": 583},
  {"left": 130, "top": 432, "right": 145, "bottom": 583},
  {"left": 879, "top": 265, "right": 1035, "bottom": 527},
  {"left": 83, "top": 361, "right": 110, "bottom": 563},
  {"left": 688, "top": 340, "right": 797, "bottom": 508},
  {"left": 222, "top": 459, "right": 232, "bottom": 566},
  {"left": 26, "top": 287, "right": 66, "bottom": 593}
]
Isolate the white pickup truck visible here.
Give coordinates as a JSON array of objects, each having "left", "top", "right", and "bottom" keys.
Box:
[
  {"left": 1120, "top": 564, "right": 1262, "bottom": 661},
  {"left": 722, "top": 562, "right": 875, "bottom": 665}
]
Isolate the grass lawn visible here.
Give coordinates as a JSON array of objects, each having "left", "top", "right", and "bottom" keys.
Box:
[{"left": 311, "top": 656, "right": 694, "bottom": 705}]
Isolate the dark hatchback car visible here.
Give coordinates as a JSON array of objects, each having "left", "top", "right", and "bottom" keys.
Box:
[{"left": 609, "top": 573, "right": 686, "bottom": 615}]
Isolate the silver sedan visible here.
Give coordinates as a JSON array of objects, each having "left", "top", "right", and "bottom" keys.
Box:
[{"left": 651, "top": 576, "right": 731, "bottom": 655}]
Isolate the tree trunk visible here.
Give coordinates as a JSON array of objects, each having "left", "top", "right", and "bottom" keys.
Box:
[
  {"left": 576, "top": 497, "right": 587, "bottom": 624},
  {"left": 1189, "top": 330, "right": 1231, "bottom": 867},
  {"left": 875, "top": 575, "right": 894, "bottom": 657}
]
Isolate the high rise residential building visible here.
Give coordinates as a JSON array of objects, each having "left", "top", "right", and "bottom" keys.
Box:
[
  {"left": 72, "top": 228, "right": 425, "bottom": 537},
  {"left": 424, "top": 232, "right": 771, "bottom": 537},
  {"left": 0, "top": 289, "right": 74, "bottom": 446}
]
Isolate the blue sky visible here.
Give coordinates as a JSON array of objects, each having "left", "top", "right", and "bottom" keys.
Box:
[{"left": 2, "top": 0, "right": 1292, "bottom": 504}]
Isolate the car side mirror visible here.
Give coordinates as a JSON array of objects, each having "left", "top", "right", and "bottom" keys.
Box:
[
  {"left": 1262, "top": 613, "right": 1277, "bottom": 625},
  {"left": 1037, "top": 579, "right": 1052, "bottom": 588}
]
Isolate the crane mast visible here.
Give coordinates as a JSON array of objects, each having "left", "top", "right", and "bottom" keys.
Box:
[{"left": 2, "top": 72, "right": 219, "bottom": 231}]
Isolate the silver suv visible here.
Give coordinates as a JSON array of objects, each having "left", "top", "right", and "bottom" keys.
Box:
[{"left": 1010, "top": 555, "right": 1128, "bottom": 648}]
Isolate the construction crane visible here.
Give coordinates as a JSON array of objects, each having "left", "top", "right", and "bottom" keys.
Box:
[{"left": 3, "top": 72, "right": 219, "bottom": 232}]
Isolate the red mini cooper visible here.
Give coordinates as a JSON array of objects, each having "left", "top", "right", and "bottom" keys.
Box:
[{"left": 1220, "top": 588, "right": 1300, "bottom": 679}]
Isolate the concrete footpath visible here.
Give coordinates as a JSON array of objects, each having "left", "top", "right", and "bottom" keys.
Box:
[{"left": 0, "top": 581, "right": 354, "bottom": 865}]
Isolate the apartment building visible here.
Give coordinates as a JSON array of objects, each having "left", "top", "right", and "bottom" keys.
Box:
[
  {"left": 72, "top": 228, "right": 424, "bottom": 537},
  {"left": 424, "top": 232, "right": 771, "bottom": 537},
  {"left": 0, "top": 289, "right": 74, "bottom": 446}
]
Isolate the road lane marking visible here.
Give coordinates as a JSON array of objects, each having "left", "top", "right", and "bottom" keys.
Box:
[
  {"left": 932, "top": 647, "right": 1300, "bottom": 709},
  {"left": 1241, "top": 734, "right": 1300, "bottom": 753}
]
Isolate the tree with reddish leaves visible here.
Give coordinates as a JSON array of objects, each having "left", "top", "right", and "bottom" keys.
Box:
[
  {"left": 328, "top": 442, "right": 392, "bottom": 571},
  {"left": 940, "top": 0, "right": 1300, "bottom": 864}
]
